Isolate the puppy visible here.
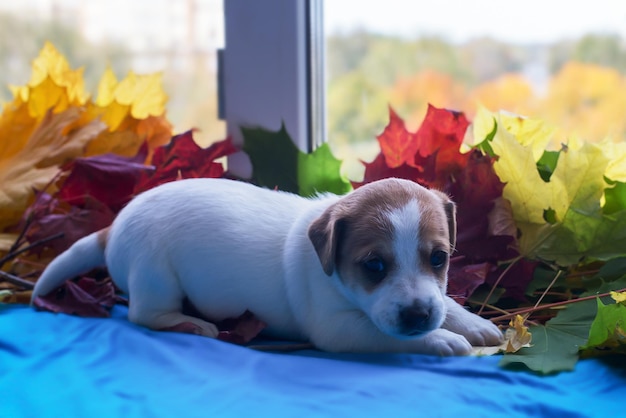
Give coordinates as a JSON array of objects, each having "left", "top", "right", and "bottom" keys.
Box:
[{"left": 31, "top": 178, "right": 502, "bottom": 355}]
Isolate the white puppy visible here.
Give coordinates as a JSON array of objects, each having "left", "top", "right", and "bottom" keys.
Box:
[{"left": 31, "top": 178, "right": 502, "bottom": 355}]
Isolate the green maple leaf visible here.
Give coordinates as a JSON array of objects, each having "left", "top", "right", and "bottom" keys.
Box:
[
  {"left": 241, "top": 124, "right": 351, "bottom": 196},
  {"left": 583, "top": 297, "right": 626, "bottom": 352},
  {"left": 499, "top": 298, "right": 596, "bottom": 374}
]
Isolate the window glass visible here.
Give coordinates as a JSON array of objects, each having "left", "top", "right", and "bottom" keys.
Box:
[
  {"left": 0, "top": 0, "right": 225, "bottom": 146},
  {"left": 325, "top": 0, "right": 626, "bottom": 179}
]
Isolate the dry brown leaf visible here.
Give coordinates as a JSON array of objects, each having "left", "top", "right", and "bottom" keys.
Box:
[{"left": 472, "top": 315, "right": 532, "bottom": 356}]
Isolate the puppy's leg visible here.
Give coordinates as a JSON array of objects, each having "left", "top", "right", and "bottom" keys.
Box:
[
  {"left": 126, "top": 267, "right": 219, "bottom": 338},
  {"left": 442, "top": 296, "right": 503, "bottom": 346}
]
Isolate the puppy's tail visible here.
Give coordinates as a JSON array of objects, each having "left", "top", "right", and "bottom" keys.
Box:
[{"left": 30, "top": 228, "right": 109, "bottom": 304}]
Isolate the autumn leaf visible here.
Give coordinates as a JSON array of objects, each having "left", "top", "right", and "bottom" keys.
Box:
[
  {"left": 480, "top": 108, "right": 626, "bottom": 265},
  {"left": 136, "top": 130, "right": 237, "bottom": 192},
  {"left": 473, "top": 315, "right": 532, "bottom": 356},
  {"left": 0, "top": 42, "right": 173, "bottom": 237},
  {"left": 217, "top": 310, "right": 267, "bottom": 345},
  {"left": 582, "top": 297, "right": 626, "bottom": 353},
  {"left": 377, "top": 107, "right": 419, "bottom": 168},
  {"left": 25, "top": 196, "right": 115, "bottom": 255},
  {"left": 33, "top": 277, "right": 118, "bottom": 318},
  {"left": 85, "top": 68, "right": 172, "bottom": 159},
  {"left": 0, "top": 107, "right": 106, "bottom": 231},
  {"left": 242, "top": 124, "right": 351, "bottom": 196},
  {"left": 58, "top": 146, "right": 153, "bottom": 212}
]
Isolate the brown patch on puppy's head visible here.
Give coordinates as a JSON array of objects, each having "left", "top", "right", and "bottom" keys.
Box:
[{"left": 308, "top": 178, "right": 456, "bottom": 287}]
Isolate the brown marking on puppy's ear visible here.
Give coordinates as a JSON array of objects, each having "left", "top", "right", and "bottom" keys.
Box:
[
  {"left": 308, "top": 208, "right": 343, "bottom": 276},
  {"left": 96, "top": 227, "right": 111, "bottom": 251},
  {"left": 432, "top": 191, "right": 457, "bottom": 251}
]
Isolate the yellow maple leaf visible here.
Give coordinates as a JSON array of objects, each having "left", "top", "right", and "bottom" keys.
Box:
[
  {"left": 488, "top": 112, "right": 555, "bottom": 225},
  {"left": 483, "top": 108, "right": 611, "bottom": 262},
  {"left": 109, "top": 71, "right": 167, "bottom": 119}
]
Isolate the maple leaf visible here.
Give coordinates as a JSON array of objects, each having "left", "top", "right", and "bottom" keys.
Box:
[
  {"left": 136, "top": 130, "right": 237, "bottom": 192},
  {"left": 377, "top": 107, "right": 419, "bottom": 168},
  {"left": 84, "top": 68, "right": 172, "bottom": 160},
  {"left": 242, "top": 124, "right": 351, "bottom": 196},
  {"left": 481, "top": 108, "right": 626, "bottom": 265},
  {"left": 583, "top": 297, "right": 626, "bottom": 352},
  {"left": 500, "top": 298, "right": 597, "bottom": 374},
  {"left": 354, "top": 153, "right": 423, "bottom": 189},
  {"left": 10, "top": 41, "right": 88, "bottom": 119}
]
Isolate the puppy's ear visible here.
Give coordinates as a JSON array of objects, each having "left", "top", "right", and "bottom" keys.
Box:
[
  {"left": 433, "top": 191, "right": 457, "bottom": 251},
  {"left": 308, "top": 208, "right": 343, "bottom": 276}
]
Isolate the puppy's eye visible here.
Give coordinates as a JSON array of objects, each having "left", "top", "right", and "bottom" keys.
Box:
[
  {"left": 361, "top": 257, "right": 387, "bottom": 282},
  {"left": 430, "top": 250, "right": 448, "bottom": 269},
  {"left": 363, "top": 257, "right": 385, "bottom": 272}
]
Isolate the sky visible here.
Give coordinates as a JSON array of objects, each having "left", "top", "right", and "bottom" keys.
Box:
[{"left": 325, "top": 0, "right": 626, "bottom": 44}]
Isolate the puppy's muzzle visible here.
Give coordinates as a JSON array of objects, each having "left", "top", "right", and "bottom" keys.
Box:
[{"left": 399, "top": 303, "right": 433, "bottom": 336}]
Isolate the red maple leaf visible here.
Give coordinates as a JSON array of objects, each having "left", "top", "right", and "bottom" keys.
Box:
[
  {"left": 136, "top": 130, "right": 238, "bottom": 192},
  {"left": 353, "top": 153, "right": 423, "bottom": 189},
  {"left": 377, "top": 107, "right": 420, "bottom": 168}
]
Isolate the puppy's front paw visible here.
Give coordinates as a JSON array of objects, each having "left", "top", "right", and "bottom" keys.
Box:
[
  {"left": 463, "top": 316, "right": 504, "bottom": 347},
  {"left": 424, "top": 329, "right": 473, "bottom": 356}
]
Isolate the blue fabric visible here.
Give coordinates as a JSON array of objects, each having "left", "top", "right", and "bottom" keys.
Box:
[{"left": 1, "top": 304, "right": 624, "bottom": 418}]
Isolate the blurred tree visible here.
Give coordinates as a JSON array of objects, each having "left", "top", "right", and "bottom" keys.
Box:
[
  {"left": 541, "top": 61, "right": 626, "bottom": 141},
  {"left": 461, "top": 37, "right": 528, "bottom": 84},
  {"left": 469, "top": 74, "right": 536, "bottom": 117},
  {"left": 388, "top": 70, "right": 467, "bottom": 130},
  {"left": 549, "top": 34, "right": 626, "bottom": 74},
  {"left": 0, "top": 13, "right": 129, "bottom": 102},
  {"left": 326, "top": 30, "right": 374, "bottom": 80}
]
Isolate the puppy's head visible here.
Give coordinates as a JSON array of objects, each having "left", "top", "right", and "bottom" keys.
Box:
[{"left": 308, "top": 178, "right": 456, "bottom": 339}]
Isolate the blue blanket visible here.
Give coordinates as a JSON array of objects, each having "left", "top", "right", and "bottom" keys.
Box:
[{"left": 1, "top": 304, "right": 624, "bottom": 418}]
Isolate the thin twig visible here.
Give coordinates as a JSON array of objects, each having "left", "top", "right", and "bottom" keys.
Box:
[
  {"left": 477, "top": 257, "right": 521, "bottom": 315},
  {"left": 6, "top": 217, "right": 31, "bottom": 258},
  {"left": 0, "top": 232, "right": 64, "bottom": 267},
  {"left": 490, "top": 287, "right": 626, "bottom": 323},
  {"left": 527, "top": 270, "right": 563, "bottom": 320},
  {"left": 0, "top": 270, "right": 35, "bottom": 290}
]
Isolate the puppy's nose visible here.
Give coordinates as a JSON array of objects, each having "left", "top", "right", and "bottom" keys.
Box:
[{"left": 399, "top": 304, "right": 431, "bottom": 335}]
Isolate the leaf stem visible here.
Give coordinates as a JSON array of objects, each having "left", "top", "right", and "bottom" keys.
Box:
[
  {"left": 528, "top": 270, "right": 563, "bottom": 319},
  {"left": 490, "top": 287, "right": 626, "bottom": 323},
  {"left": 0, "top": 232, "right": 64, "bottom": 267},
  {"left": 0, "top": 270, "right": 34, "bottom": 290}
]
